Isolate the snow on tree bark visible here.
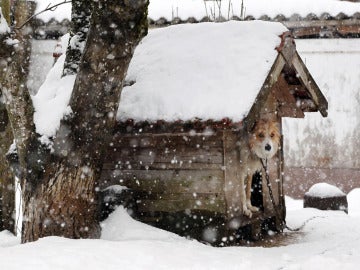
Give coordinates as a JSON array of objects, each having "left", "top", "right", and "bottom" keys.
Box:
[{"left": 62, "top": 0, "right": 92, "bottom": 76}]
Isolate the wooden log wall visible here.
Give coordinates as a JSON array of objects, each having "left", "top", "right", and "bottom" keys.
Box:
[{"left": 100, "top": 131, "right": 227, "bottom": 215}]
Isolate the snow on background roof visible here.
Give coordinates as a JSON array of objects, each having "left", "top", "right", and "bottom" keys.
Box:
[
  {"left": 148, "top": 0, "right": 360, "bottom": 21},
  {"left": 117, "top": 20, "right": 287, "bottom": 122},
  {"left": 34, "top": 0, "right": 360, "bottom": 22}
]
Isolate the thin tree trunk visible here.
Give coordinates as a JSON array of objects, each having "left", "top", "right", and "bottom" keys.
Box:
[
  {"left": 0, "top": 104, "right": 15, "bottom": 233},
  {"left": 0, "top": 0, "right": 36, "bottom": 169},
  {"left": 0, "top": 0, "right": 34, "bottom": 234},
  {"left": 62, "top": 0, "right": 92, "bottom": 76}
]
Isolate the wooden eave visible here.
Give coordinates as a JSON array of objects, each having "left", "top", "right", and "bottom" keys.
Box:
[
  {"left": 290, "top": 52, "right": 328, "bottom": 117},
  {"left": 115, "top": 118, "right": 243, "bottom": 134},
  {"left": 277, "top": 32, "right": 328, "bottom": 117},
  {"left": 245, "top": 31, "right": 328, "bottom": 130}
]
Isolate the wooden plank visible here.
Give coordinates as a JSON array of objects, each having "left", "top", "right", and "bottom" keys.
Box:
[
  {"left": 223, "top": 130, "right": 242, "bottom": 219},
  {"left": 292, "top": 52, "right": 328, "bottom": 117},
  {"left": 283, "top": 19, "right": 360, "bottom": 29},
  {"left": 291, "top": 27, "right": 323, "bottom": 38},
  {"left": 278, "top": 35, "right": 296, "bottom": 64},
  {"left": 102, "top": 161, "right": 223, "bottom": 171},
  {"left": 99, "top": 169, "right": 224, "bottom": 193},
  {"left": 136, "top": 196, "right": 226, "bottom": 213},
  {"left": 132, "top": 192, "right": 224, "bottom": 201},
  {"left": 245, "top": 54, "right": 286, "bottom": 129},
  {"left": 262, "top": 153, "right": 282, "bottom": 216},
  {"left": 272, "top": 75, "right": 305, "bottom": 118},
  {"left": 110, "top": 133, "right": 223, "bottom": 149},
  {"left": 114, "top": 119, "right": 239, "bottom": 134},
  {"left": 105, "top": 146, "right": 224, "bottom": 165},
  {"left": 337, "top": 24, "right": 360, "bottom": 35}
]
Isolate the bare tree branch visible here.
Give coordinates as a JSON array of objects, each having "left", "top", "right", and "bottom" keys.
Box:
[{"left": 15, "top": 0, "right": 71, "bottom": 30}]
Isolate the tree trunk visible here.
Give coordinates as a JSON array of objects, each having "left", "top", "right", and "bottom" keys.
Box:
[
  {"left": 22, "top": 161, "right": 99, "bottom": 242},
  {"left": 20, "top": 0, "right": 149, "bottom": 242},
  {"left": 0, "top": 107, "right": 15, "bottom": 233}
]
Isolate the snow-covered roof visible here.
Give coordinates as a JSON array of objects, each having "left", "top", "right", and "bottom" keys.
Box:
[
  {"left": 117, "top": 21, "right": 288, "bottom": 122},
  {"left": 148, "top": 0, "right": 360, "bottom": 21},
  {"left": 34, "top": 0, "right": 360, "bottom": 22}
]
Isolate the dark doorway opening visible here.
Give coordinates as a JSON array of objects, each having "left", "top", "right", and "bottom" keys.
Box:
[{"left": 251, "top": 171, "right": 264, "bottom": 211}]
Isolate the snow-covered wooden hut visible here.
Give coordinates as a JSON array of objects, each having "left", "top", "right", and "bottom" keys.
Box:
[{"left": 99, "top": 21, "right": 328, "bottom": 245}]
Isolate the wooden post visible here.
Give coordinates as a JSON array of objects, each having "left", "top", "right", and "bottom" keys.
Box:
[{"left": 223, "top": 130, "right": 243, "bottom": 228}]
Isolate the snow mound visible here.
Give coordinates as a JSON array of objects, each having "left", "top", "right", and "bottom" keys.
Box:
[
  {"left": 348, "top": 188, "right": 360, "bottom": 216},
  {"left": 305, "top": 183, "right": 345, "bottom": 198},
  {"left": 285, "top": 196, "right": 303, "bottom": 211},
  {"left": 101, "top": 206, "right": 184, "bottom": 242},
  {"left": 0, "top": 230, "right": 20, "bottom": 247},
  {"left": 118, "top": 20, "right": 287, "bottom": 122}
]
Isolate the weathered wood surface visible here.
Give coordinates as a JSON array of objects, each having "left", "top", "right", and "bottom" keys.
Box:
[
  {"left": 111, "top": 132, "right": 223, "bottom": 148},
  {"left": 115, "top": 119, "right": 240, "bottom": 134},
  {"left": 101, "top": 132, "right": 226, "bottom": 214},
  {"left": 261, "top": 148, "right": 282, "bottom": 217},
  {"left": 272, "top": 75, "right": 305, "bottom": 118},
  {"left": 106, "top": 147, "right": 223, "bottom": 166},
  {"left": 246, "top": 54, "right": 286, "bottom": 129},
  {"left": 100, "top": 169, "right": 224, "bottom": 193},
  {"left": 222, "top": 130, "right": 242, "bottom": 219},
  {"left": 292, "top": 52, "right": 328, "bottom": 117},
  {"left": 136, "top": 193, "right": 226, "bottom": 213},
  {"left": 283, "top": 19, "right": 360, "bottom": 38}
]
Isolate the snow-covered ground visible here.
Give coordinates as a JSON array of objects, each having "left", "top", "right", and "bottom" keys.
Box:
[{"left": 1, "top": 190, "right": 360, "bottom": 269}]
